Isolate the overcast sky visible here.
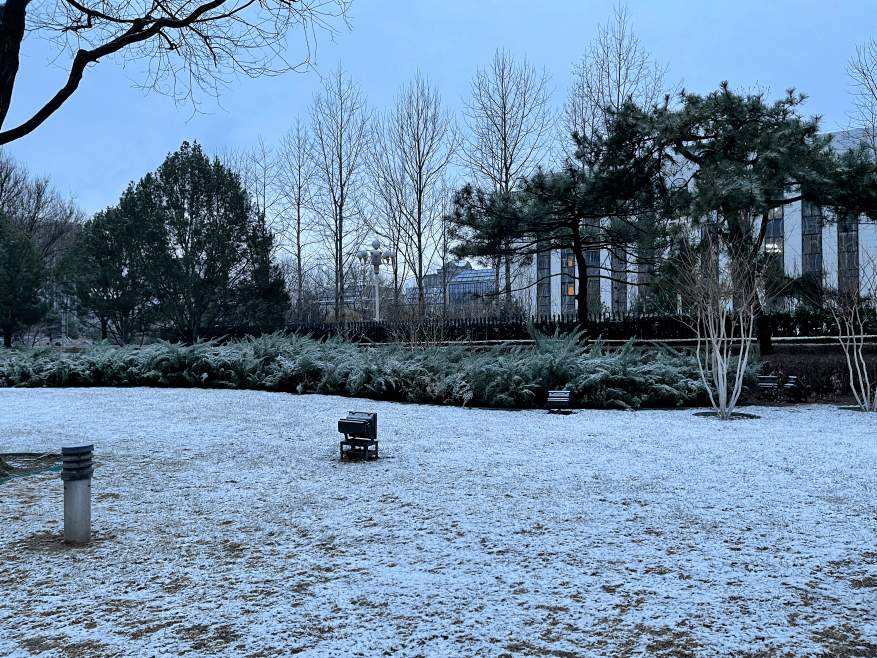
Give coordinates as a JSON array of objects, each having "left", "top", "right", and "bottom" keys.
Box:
[{"left": 4, "top": 0, "right": 877, "bottom": 215}]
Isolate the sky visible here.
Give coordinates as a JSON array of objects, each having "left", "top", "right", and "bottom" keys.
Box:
[{"left": 4, "top": 0, "right": 877, "bottom": 215}]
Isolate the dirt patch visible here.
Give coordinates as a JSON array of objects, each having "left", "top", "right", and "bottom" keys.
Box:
[
  {"left": 0, "top": 453, "right": 60, "bottom": 480},
  {"left": 19, "top": 635, "right": 115, "bottom": 658},
  {"left": 502, "top": 640, "right": 583, "bottom": 657},
  {"left": 176, "top": 623, "right": 243, "bottom": 650},
  {"left": 130, "top": 620, "right": 180, "bottom": 641},
  {"left": 811, "top": 623, "right": 877, "bottom": 657},
  {"left": 160, "top": 576, "right": 193, "bottom": 594},
  {"left": 635, "top": 624, "right": 702, "bottom": 658},
  {"left": 851, "top": 576, "right": 877, "bottom": 589},
  {"left": 13, "top": 529, "right": 117, "bottom": 552}
]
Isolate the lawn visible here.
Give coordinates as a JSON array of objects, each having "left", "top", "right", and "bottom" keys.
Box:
[{"left": 1, "top": 388, "right": 876, "bottom": 657}]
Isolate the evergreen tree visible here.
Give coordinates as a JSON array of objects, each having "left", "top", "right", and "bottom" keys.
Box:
[
  {"left": 0, "top": 212, "right": 46, "bottom": 347},
  {"left": 59, "top": 206, "right": 152, "bottom": 343},
  {"left": 229, "top": 213, "right": 291, "bottom": 331},
  {"left": 655, "top": 83, "right": 877, "bottom": 353},
  {"left": 92, "top": 142, "right": 289, "bottom": 343},
  {"left": 449, "top": 102, "right": 672, "bottom": 326}
]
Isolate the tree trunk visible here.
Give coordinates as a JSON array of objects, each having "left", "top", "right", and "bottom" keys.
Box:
[
  {"left": 494, "top": 259, "right": 500, "bottom": 310},
  {"left": 296, "top": 206, "right": 303, "bottom": 318},
  {"left": 504, "top": 254, "right": 512, "bottom": 302},
  {"left": 2, "top": 324, "right": 11, "bottom": 348},
  {"left": 0, "top": 0, "right": 28, "bottom": 130},
  {"left": 571, "top": 243, "right": 589, "bottom": 328},
  {"left": 756, "top": 304, "right": 774, "bottom": 355}
]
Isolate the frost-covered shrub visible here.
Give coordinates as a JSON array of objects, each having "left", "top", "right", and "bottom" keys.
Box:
[{"left": 0, "top": 329, "right": 734, "bottom": 410}]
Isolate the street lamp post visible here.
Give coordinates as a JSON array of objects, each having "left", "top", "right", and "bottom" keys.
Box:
[{"left": 357, "top": 239, "right": 396, "bottom": 321}]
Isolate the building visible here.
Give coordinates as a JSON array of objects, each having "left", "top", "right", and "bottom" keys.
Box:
[
  {"left": 518, "top": 130, "right": 877, "bottom": 318},
  {"left": 447, "top": 268, "right": 497, "bottom": 304}
]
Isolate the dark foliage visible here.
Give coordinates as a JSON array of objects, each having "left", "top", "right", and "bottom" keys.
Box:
[
  {"left": 0, "top": 329, "right": 731, "bottom": 410},
  {"left": 61, "top": 142, "right": 290, "bottom": 344},
  {"left": 0, "top": 213, "right": 46, "bottom": 347}
]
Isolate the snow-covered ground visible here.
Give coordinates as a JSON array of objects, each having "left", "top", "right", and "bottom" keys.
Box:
[{"left": 1, "top": 388, "right": 876, "bottom": 658}]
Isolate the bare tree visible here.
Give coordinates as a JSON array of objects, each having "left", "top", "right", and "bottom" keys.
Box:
[
  {"left": 0, "top": 150, "right": 84, "bottom": 347},
  {"left": 276, "top": 117, "right": 318, "bottom": 318},
  {"left": 435, "top": 177, "right": 459, "bottom": 318},
  {"left": 563, "top": 2, "right": 672, "bottom": 155},
  {"left": 245, "top": 136, "right": 283, "bottom": 227},
  {"left": 0, "top": 0, "right": 352, "bottom": 145},
  {"left": 310, "top": 64, "right": 370, "bottom": 322},
  {"left": 0, "top": 151, "right": 83, "bottom": 263},
  {"left": 562, "top": 2, "right": 675, "bottom": 314},
  {"left": 847, "top": 38, "right": 877, "bottom": 153},
  {"left": 825, "top": 255, "right": 877, "bottom": 412},
  {"left": 371, "top": 72, "right": 458, "bottom": 315},
  {"left": 368, "top": 173, "right": 409, "bottom": 314},
  {"left": 217, "top": 136, "right": 283, "bottom": 236},
  {"left": 673, "top": 229, "right": 760, "bottom": 420},
  {"left": 461, "top": 49, "right": 554, "bottom": 304}
]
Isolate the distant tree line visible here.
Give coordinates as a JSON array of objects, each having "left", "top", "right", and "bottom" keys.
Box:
[
  {"left": 0, "top": 151, "right": 84, "bottom": 347},
  {"left": 4, "top": 3, "right": 877, "bottom": 348}
]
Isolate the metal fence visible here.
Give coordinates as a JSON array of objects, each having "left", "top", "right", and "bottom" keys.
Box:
[{"left": 277, "top": 308, "right": 876, "bottom": 344}]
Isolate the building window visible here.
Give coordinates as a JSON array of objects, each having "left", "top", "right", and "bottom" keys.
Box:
[
  {"left": 838, "top": 217, "right": 859, "bottom": 298},
  {"left": 536, "top": 250, "right": 551, "bottom": 318},
  {"left": 610, "top": 248, "right": 627, "bottom": 317},
  {"left": 801, "top": 200, "right": 823, "bottom": 274},
  {"left": 560, "top": 247, "right": 576, "bottom": 319},
  {"left": 764, "top": 205, "right": 784, "bottom": 272},
  {"left": 585, "top": 247, "right": 601, "bottom": 316}
]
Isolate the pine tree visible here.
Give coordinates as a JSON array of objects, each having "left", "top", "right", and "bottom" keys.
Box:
[{"left": 0, "top": 212, "right": 46, "bottom": 347}]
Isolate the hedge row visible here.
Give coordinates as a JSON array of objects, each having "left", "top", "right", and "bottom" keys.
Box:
[{"left": 0, "top": 330, "right": 757, "bottom": 410}]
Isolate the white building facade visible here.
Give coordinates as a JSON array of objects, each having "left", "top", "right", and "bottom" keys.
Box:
[{"left": 514, "top": 202, "right": 877, "bottom": 319}]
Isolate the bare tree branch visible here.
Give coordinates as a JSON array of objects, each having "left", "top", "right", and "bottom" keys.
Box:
[
  {"left": 276, "top": 116, "right": 319, "bottom": 317},
  {"left": 460, "top": 48, "right": 554, "bottom": 304},
  {"left": 371, "top": 71, "right": 458, "bottom": 315},
  {"left": 0, "top": 0, "right": 352, "bottom": 144},
  {"left": 310, "top": 64, "right": 371, "bottom": 321},
  {"left": 562, "top": 1, "right": 676, "bottom": 161},
  {"left": 846, "top": 37, "right": 877, "bottom": 154}
]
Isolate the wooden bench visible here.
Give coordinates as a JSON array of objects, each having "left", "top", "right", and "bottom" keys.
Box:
[
  {"left": 756, "top": 376, "right": 780, "bottom": 401},
  {"left": 545, "top": 390, "right": 572, "bottom": 414},
  {"left": 784, "top": 376, "right": 809, "bottom": 403}
]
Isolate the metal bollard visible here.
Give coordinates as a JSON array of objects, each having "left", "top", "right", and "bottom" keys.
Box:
[{"left": 61, "top": 445, "right": 94, "bottom": 544}]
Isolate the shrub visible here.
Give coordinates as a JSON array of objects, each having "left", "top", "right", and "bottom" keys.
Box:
[{"left": 0, "top": 329, "right": 724, "bottom": 410}]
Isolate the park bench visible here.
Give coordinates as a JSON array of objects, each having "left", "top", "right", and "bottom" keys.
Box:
[
  {"left": 545, "top": 390, "right": 573, "bottom": 414},
  {"left": 756, "top": 376, "right": 780, "bottom": 401},
  {"left": 338, "top": 411, "right": 379, "bottom": 460},
  {"left": 784, "top": 376, "right": 809, "bottom": 403}
]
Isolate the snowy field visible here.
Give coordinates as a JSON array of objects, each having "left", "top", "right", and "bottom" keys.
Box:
[{"left": 1, "top": 388, "right": 876, "bottom": 658}]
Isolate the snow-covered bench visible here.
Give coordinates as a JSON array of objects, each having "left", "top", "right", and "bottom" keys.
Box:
[{"left": 545, "top": 390, "right": 572, "bottom": 414}]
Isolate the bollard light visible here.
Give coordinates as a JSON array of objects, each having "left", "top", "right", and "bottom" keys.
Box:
[{"left": 61, "top": 444, "right": 94, "bottom": 544}]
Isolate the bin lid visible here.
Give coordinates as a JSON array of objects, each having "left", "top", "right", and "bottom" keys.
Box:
[{"left": 62, "top": 444, "right": 94, "bottom": 455}]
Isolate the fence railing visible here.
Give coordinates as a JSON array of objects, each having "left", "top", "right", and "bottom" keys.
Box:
[
  {"left": 275, "top": 307, "right": 877, "bottom": 344},
  {"left": 276, "top": 311, "right": 851, "bottom": 344}
]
